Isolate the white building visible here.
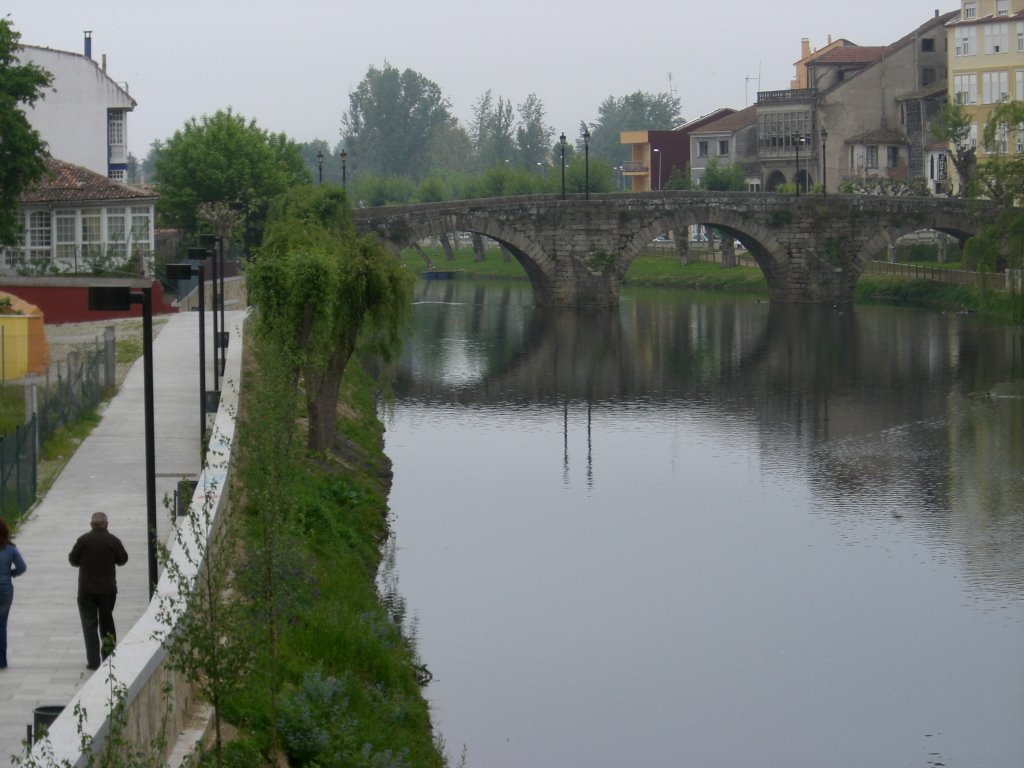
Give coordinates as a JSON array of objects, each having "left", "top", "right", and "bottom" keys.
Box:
[
  {"left": 2, "top": 158, "right": 156, "bottom": 275},
  {"left": 17, "top": 32, "right": 135, "bottom": 181}
]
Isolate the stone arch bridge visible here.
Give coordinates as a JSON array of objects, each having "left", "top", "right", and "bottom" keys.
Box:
[{"left": 352, "top": 191, "right": 997, "bottom": 307}]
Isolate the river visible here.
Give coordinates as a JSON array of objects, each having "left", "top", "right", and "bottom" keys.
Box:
[{"left": 381, "top": 279, "right": 1024, "bottom": 768}]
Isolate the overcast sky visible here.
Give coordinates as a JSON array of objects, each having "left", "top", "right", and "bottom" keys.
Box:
[{"left": 7, "top": 1, "right": 956, "bottom": 159}]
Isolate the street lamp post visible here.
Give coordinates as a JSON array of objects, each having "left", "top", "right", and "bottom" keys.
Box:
[
  {"left": 653, "top": 148, "right": 662, "bottom": 190},
  {"left": 316, "top": 149, "right": 324, "bottom": 184},
  {"left": 197, "top": 234, "right": 226, "bottom": 385},
  {"left": 168, "top": 255, "right": 209, "bottom": 442},
  {"left": 559, "top": 132, "right": 567, "bottom": 200},
  {"left": 340, "top": 149, "right": 348, "bottom": 189},
  {"left": 87, "top": 285, "right": 158, "bottom": 597},
  {"left": 583, "top": 128, "right": 591, "bottom": 200},
  {"left": 792, "top": 132, "right": 805, "bottom": 196},
  {"left": 820, "top": 127, "right": 828, "bottom": 196}
]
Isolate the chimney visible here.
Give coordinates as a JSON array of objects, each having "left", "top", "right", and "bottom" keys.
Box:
[
  {"left": 102, "top": 54, "right": 107, "bottom": 72},
  {"left": 84, "top": 30, "right": 92, "bottom": 59}
]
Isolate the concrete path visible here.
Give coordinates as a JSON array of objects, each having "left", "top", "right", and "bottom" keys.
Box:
[{"left": 0, "top": 310, "right": 233, "bottom": 763}]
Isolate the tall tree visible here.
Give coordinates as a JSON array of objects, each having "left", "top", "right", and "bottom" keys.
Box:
[
  {"left": 479, "top": 95, "right": 516, "bottom": 169},
  {"left": 427, "top": 116, "right": 475, "bottom": 174},
  {"left": 516, "top": 93, "right": 552, "bottom": 170},
  {"left": 154, "top": 108, "right": 308, "bottom": 233},
  {"left": 0, "top": 19, "right": 53, "bottom": 245},
  {"left": 247, "top": 184, "right": 413, "bottom": 451},
  {"left": 342, "top": 62, "right": 451, "bottom": 181},
  {"left": 585, "top": 91, "right": 683, "bottom": 164},
  {"left": 931, "top": 101, "right": 976, "bottom": 197}
]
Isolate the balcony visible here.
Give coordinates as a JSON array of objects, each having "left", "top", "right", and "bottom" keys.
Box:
[
  {"left": 757, "top": 88, "right": 817, "bottom": 104},
  {"left": 622, "top": 160, "right": 649, "bottom": 174}
]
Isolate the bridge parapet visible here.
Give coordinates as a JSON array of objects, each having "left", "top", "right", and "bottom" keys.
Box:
[{"left": 354, "top": 192, "right": 996, "bottom": 307}]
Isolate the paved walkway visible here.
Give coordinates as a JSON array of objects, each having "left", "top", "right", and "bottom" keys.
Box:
[{"left": 0, "top": 311, "right": 229, "bottom": 763}]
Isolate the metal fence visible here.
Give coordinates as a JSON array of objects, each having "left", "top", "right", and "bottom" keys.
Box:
[
  {"left": 864, "top": 260, "right": 1006, "bottom": 289},
  {"left": 0, "top": 415, "right": 35, "bottom": 518},
  {"left": 0, "top": 331, "right": 114, "bottom": 522}
]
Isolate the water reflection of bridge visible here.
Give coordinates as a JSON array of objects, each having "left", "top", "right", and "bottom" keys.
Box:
[{"left": 392, "top": 280, "right": 1024, "bottom": 598}]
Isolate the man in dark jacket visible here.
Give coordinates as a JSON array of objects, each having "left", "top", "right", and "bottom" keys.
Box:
[{"left": 68, "top": 512, "right": 128, "bottom": 670}]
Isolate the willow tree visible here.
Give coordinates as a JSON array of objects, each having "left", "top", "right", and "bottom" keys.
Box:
[{"left": 247, "top": 184, "right": 413, "bottom": 451}]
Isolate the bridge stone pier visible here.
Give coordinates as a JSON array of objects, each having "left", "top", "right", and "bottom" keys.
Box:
[{"left": 353, "top": 192, "right": 995, "bottom": 308}]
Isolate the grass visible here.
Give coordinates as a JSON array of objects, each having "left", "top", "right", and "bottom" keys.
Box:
[{"left": 214, "top": 336, "right": 446, "bottom": 768}]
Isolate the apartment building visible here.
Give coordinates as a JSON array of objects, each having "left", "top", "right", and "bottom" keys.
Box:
[{"left": 947, "top": 0, "right": 1024, "bottom": 157}]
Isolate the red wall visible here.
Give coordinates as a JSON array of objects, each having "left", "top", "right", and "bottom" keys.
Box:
[{"left": 0, "top": 281, "right": 178, "bottom": 324}]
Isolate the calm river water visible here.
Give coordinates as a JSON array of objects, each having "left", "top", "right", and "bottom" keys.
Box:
[{"left": 381, "top": 279, "right": 1024, "bottom": 768}]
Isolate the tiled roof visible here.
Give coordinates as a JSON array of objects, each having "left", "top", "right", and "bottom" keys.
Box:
[
  {"left": 674, "top": 108, "right": 736, "bottom": 132},
  {"left": 20, "top": 157, "right": 157, "bottom": 204},
  {"left": 813, "top": 46, "right": 888, "bottom": 65},
  {"left": 690, "top": 105, "right": 758, "bottom": 135}
]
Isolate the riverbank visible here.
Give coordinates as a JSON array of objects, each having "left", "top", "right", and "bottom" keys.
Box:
[
  {"left": 214, "top": 331, "right": 446, "bottom": 767},
  {"left": 403, "top": 247, "right": 1023, "bottom": 323}
]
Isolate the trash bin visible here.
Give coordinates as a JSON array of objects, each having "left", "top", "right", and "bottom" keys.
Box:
[{"left": 32, "top": 705, "right": 64, "bottom": 741}]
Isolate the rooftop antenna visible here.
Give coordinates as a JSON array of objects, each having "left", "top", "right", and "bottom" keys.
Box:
[
  {"left": 668, "top": 72, "right": 677, "bottom": 98},
  {"left": 745, "top": 62, "right": 761, "bottom": 105}
]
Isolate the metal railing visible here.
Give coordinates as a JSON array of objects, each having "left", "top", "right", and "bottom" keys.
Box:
[
  {"left": 0, "top": 416, "right": 35, "bottom": 518},
  {"left": 0, "top": 331, "right": 115, "bottom": 522},
  {"left": 864, "top": 260, "right": 1005, "bottom": 289}
]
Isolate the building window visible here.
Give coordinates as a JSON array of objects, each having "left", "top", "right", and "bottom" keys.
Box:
[
  {"left": 130, "top": 206, "right": 153, "bottom": 257},
  {"left": 26, "top": 210, "right": 51, "bottom": 263},
  {"left": 1018, "top": 70, "right": 1024, "bottom": 100},
  {"left": 964, "top": 2, "right": 977, "bottom": 20},
  {"left": 697, "top": 140, "right": 709, "bottom": 157},
  {"left": 986, "top": 23, "right": 1009, "bottom": 54},
  {"left": 866, "top": 146, "right": 879, "bottom": 169},
  {"left": 957, "top": 27, "right": 977, "bottom": 56},
  {"left": 886, "top": 147, "right": 899, "bottom": 169},
  {"left": 954, "top": 73, "right": 978, "bottom": 104},
  {"left": 1018, "top": 23, "right": 1024, "bottom": 51},
  {"left": 106, "top": 208, "right": 126, "bottom": 260},
  {"left": 109, "top": 168, "right": 127, "bottom": 183},
  {"left": 108, "top": 110, "right": 126, "bottom": 165},
  {"left": 1016, "top": 122, "right": 1024, "bottom": 154},
  {"left": 55, "top": 210, "right": 76, "bottom": 263},
  {"left": 997, "top": 0, "right": 1009, "bottom": 15},
  {"left": 81, "top": 210, "right": 102, "bottom": 261},
  {"left": 982, "top": 71, "right": 1009, "bottom": 103},
  {"left": 718, "top": 140, "right": 729, "bottom": 156},
  {"left": 921, "top": 67, "right": 937, "bottom": 86},
  {"left": 921, "top": 37, "right": 935, "bottom": 52}
]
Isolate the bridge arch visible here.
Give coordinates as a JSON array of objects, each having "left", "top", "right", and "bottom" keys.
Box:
[
  {"left": 851, "top": 214, "right": 978, "bottom": 274},
  {"left": 353, "top": 192, "right": 997, "bottom": 308}
]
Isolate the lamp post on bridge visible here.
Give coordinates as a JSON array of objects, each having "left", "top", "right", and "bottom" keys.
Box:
[
  {"left": 583, "top": 128, "right": 591, "bottom": 200},
  {"left": 340, "top": 148, "right": 348, "bottom": 189},
  {"left": 820, "top": 127, "right": 828, "bottom": 196},
  {"left": 316, "top": 149, "right": 324, "bottom": 185},
  {"left": 87, "top": 285, "right": 158, "bottom": 597},
  {"left": 560, "top": 132, "right": 567, "bottom": 200},
  {"left": 792, "top": 132, "right": 806, "bottom": 196},
  {"left": 653, "top": 148, "right": 662, "bottom": 190}
]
